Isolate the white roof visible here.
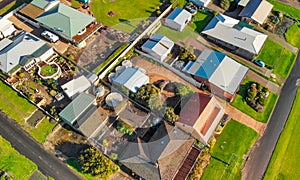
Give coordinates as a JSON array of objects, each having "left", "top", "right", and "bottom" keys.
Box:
[
  {"left": 238, "top": 0, "right": 250, "bottom": 6},
  {"left": 61, "top": 75, "right": 91, "bottom": 98},
  {"left": 113, "top": 67, "right": 149, "bottom": 93},
  {"left": 239, "top": 0, "right": 273, "bottom": 24},
  {"left": 141, "top": 34, "right": 174, "bottom": 58},
  {"left": 166, "top": 8, "right": 192, "bottom": 26},
  {"left": 202, "top": 14, "right": 267, "bottom": 54},
  {"left": 0, "top": 31, "right": 46, "bottom": 73},
  {"left": 209, "top": 56, "right": 248, "bottom": 94}
]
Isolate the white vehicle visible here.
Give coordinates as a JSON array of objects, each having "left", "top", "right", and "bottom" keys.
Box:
[{"left": 41, "top": 30, "right": 59, "bottom": 43}]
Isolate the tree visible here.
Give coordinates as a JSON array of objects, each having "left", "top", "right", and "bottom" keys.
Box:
[
  {"left": 148, "top": 94, "right": 164, "bottom": 111},
  {"left": 134, "top": 84, "right": 163, "bottom": 110},
  {"left": 220, "top": 0, "right": 230, "bottom": 10},
  {"left": 176, "top": 83, "right": 194, "bottom": 97},
  {"left": 78, "top": 147, "right": 119, "bottom": 177},
  {"left": 164, "top": 107, "right": 179, "bottom": 123}
]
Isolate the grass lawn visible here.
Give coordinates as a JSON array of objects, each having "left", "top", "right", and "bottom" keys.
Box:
[
  {"left": 189, "top": 10, "right": 213, "bottom": 33},
  {"left": 0, "top": 135, "right": 37, "bottom": 179},
  {"left": 285, "top": 23, "right": 300, "bottom": 48},
  {"left": 0, "top": 81, "right": 55, "bottom": 143},
  {"left": 0, "top": 0, "right": 31, "bottom": 16},
  {"left": 202, "top": 120, "right": 258, "bottom": 179},
  {"left": 231, "top": 77, "right": 278, "bottom": 123},
  {"left": 267, "top": 0, "right": 300, "bottom": 20},
  {"left": 255, "top": 38, "right": 296, "bottom": 78},
  {"left": 91, "top": 0, "right": 162, "bottom": 34},
  {"left": 264, "top": 89, "right": 300, "bottom": 179},
  {"left": 41, "top": 64, "right": 58, "bottom": 76},
  {"left": 156, "top": 25, "right": 198, "bottom": 42},
  {"left": 67, "top": 158, "right": 98, "bottom": 180}
]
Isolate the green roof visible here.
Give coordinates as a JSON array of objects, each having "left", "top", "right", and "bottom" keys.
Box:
[
  {"left": 59, "top": 93, "right": 95, "bottom": 125},
  {"left": 31, "top": 0, "right": 51, "bottom": 9},
  {"left": 36, "top": 3, "right": 95, "bottom": 39}
]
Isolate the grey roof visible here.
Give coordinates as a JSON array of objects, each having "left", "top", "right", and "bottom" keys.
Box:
[
  {"left": 0, "top": 31, "right": 46, "bottom": 73},
  {"left": 183, "top": 49, "right": 249, "bottom": 94},
  {"left": 202, "top": 14, "right": 267, "bottom": 54},
  {"left": 239, "top": 0, "right": 273, "bottom": 24},
  {"left": 141, "top": 34, "right": 174, "bottom": 58},
  {"left": 238, "top": 0, "right": 250, "bottom": 6},
  {"left": 31, "top": 0, "right": 56, "bottom": 9},
  {"left": 166, "top": 8, "right": 192, "bottom": 26},
  {"left": 61, "top": 75, "right": 92, "bottom": 98},
  {"left": 59, "top": 93, "right": 95, "bottom": 125},
  {"left": 112, "top": 67, "right": 149, "bottom": 93},
  {"left": 19, "top": 43, "right": 52, "bottom": 66}
]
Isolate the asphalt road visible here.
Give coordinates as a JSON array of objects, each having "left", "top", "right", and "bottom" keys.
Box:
[
  {"left": 0, "top": 112, "right": 82, "bottom": 180},
  {"left": 243, "top": 50, "right": 300, "bottom": 180}
]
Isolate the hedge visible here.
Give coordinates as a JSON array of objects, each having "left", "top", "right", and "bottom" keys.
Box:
[{"left": 92, "top": 42, "right": 131, "bottom": 75}]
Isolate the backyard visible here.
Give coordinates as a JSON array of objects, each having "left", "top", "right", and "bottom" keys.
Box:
[
  {"left": 255, "top": 38, "right": 296, "bottom": 78},
  {"left": 91, "top": 0, "right": 162, "bottom": 34},
  {"left": 285, "top": 23, "right": 300, "bottom": 48},
  {"left": 231, "top": 77, "right": 278, "bottom": 123},
  {"left": 0, "top": 135, "right": 37, "bottom": 179},
  {"left": 267, "top": 0, "right": 300, "bottom": 20},
  {"left": 201, "top": 120, "right": 258, "bottom": 179},
  {"left": 189, "top": 10, "right": 214, "bottom": 33},
  {"left": 264, "top": 89, "right": 300, "bottom": 179}
]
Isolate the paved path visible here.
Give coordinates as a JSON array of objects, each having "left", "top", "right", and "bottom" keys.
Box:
[
  {"left": 242, "top": 51, "right": 300, "bottom": 180},
  {"left": 0, "top": 111, "right": 82, "bottom": 180},
  {"left": 225, "top": 103, "right": 266, "bottom": 136},
  {"left": 247, "top": 70, "right": 281, "bottom": 95},
  {"left": 0, "top": 0, "right": 14, "bottom": 13}
]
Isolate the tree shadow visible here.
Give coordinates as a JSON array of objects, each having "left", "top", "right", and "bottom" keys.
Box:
[{"left": 55, "top": 142, "right": 89, "bottom": 158}]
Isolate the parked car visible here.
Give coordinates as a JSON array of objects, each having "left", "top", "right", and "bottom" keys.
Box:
[
  {"left": 253, "top": 60, "right": 265, "bottom": 67},
  {"left": 41, "top": 30, "right": 59, "bottom": 43}
]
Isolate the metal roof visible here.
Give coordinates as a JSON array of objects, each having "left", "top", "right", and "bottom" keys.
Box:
[
  {"left": 141, "top": 34, "right": 174, "bottom": 58},
  {"left": 202, "top": 14, "right": 267, "bottom": 54},
  {"left": 59, "top": 92, "right": 95, "bottom": 125},
  {"left": 166, "top": 8, "right": 192, "bottom": 25},
  {"left": 239, "top": 0, "right": 273, "bottom": 24},
  {"left": 0, "top": 31, "right": 46, "bottom": 73},
  {"left": 61, "top": 75, "right": 91, "bottom": 98},
  {"left": 36, "top": 2, "right": 95, "bottom": 39}
]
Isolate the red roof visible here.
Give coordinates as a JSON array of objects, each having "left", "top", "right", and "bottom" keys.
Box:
[{"left": 179, "top": 93, "right": 211, "bottom": 126}]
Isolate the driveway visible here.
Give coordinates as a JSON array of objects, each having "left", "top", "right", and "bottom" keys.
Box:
[
  {"left": 0, "top": 111, "right": 82, "bottom": 180},
  {"left": 242, "top": 51, "right": 300, "bottom": 180}
]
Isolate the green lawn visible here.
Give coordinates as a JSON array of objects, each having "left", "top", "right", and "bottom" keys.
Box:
[
  {"left": 202, "top": 120, "right": 258, "bottom": 179},
  {"left": 189, "top": 10, "right": 213, "bottom": 33},
  {"left": 0, "top": 135, "right": 37, "bottom": 179},
  {"left": 67, "top": 158, "right": 98, "bottom": 180},
  {"left": 255, "top": 38, "right": 296, "bottom": 78},
  {"left": 0, "top": 81, "right": 55, "bottom": 143},
  {"left": 91, "top": 0, "right": 162, "bottom": 33},
  {"left": 231, "top": 77, "right": 278, "bottom": 123},
  {"left": 267, "top": 0, "right": 300, "bottom": 20},
  {"left": 286, "top": 23, "right": 300, "bottom": 48},
  {"left": 156, "top": 25, "right": 198, "bottom": 42},
  {"left": 264, "top": 89, "right": 300, "bottom": 179}
]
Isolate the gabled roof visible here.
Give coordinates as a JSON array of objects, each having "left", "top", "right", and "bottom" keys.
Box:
[
  {"left": 112, "top": 67, "right": 149, "bottom": 93},
  {"left": 166, "top": 8, "right": 192, "bottom": 26},
  {"left": 61, "top": 75, "right": 91, "bottom": 98},
  {"left": 142, "top": 34, "right": 174, "bottom": 57},
  {"left": 202, "top": 14, "right": 267, "bottom": 54},
  {"left": 36, "top": 2, "right": 95, "bottom": 39},
  {"left": 0, "top": 31, "right": 46, "bottom": 73},
  {"left": 239, "top": 0, "right": 273, "bottom": 24},
  {"left": 59, "top": 93, "right": 95, "bottom": 125},
  {"left": 183, "top": 49, "right": 249, "bottom": 94}
]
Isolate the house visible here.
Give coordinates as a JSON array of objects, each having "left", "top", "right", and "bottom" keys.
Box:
[
  {"left": 0, "top": 31, "right": 54, "bottom": 74},
  {"left": 18, "top": 0, "right": 99, "bottom": 45},
  {"left": 165, "top": 8, "right": 192, "bottom": 31},
  {"left": 189, "top": 0, "right": 211, "bottom": 7},
  {"left": 202, "top": 13, "right": 268, "bottom": 59},
  {"left": 176, "top": 92, "right": 224, "bottom": 145},
  {"left": 182, "top": 49, "right": 248, "bottom": 101},
  {"left": 61, "top": 75, "right": 92, "bottom": 99},
  {"left": 119, "top": 122, "right": 200, "bottom": 180},
  {"left": 59, "top": 92, "right": 96, "bottom": 127},
  {"left": 0, "top": 18, "right": 16, "bottom": 39},
  {"left": 239, "top": 0, "right": 273, "bottom": 25},
  {"left": 112, "top": 67, "right": 149, "bottom": 93},
  {"left": 141, "top": 34, "right": 174, "bottom": 61}
]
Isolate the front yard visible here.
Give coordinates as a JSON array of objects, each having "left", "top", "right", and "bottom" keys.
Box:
[
  {"left": 255, "top": 38, "right": 296, "bottom": 78},
  {"left": 264, "top": 89, "right": 300, "bottom": 179},
  {"left": 0, "top": 135, "right": 37, "bottom": 179},
  {"left": 91, "top": 0, "right": 162, "bottom": 34},
  {"left": 201, "top": 120, "right": 258, "bottom": 179},
  {"left": 231, "top": 77, "right": 278, "bottom": 123},
  {"left": 285, "top": 23, "right": 300, "bottom": 48}
]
